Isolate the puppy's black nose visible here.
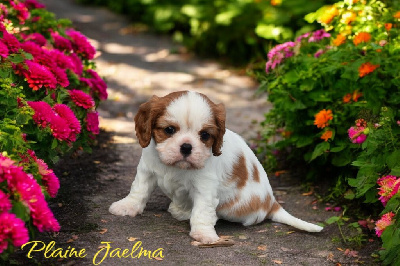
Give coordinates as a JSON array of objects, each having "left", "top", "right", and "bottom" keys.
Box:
[{"left": 180, "top": 143, "right": 192, "bottom": 157}]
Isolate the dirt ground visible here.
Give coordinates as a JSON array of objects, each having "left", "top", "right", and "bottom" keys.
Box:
[{"left": 9, "top": 0, "right": 381, "bottom": 265}]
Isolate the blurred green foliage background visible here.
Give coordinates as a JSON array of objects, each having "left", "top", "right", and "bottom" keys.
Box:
[{"left": 76, "top": 0, "right": 335, "bottom": 65}]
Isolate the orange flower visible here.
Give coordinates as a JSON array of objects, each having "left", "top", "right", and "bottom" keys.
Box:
[
  {"left": 385, "top": 23, "right": 393, "bottom": 31},
  {"left": 353, "top": 32, "right": 371, "bottom": 45},
  {"left": 359, "top": 62, "right": 379, "bottom": 77},
  {"left": 394, "top": 11, "right": 400, "bottom": 19},
  {"left": 376, "top": 49, "right": 382, "bottom": 53},
  {"left": 314, "top": 109, "right": 333, "bottom": 128},
  {"left": 343, "top": 93, "right": 352, "bottom": 103},
  {"left": 321, "top": 130, "right": 333, "bottom": 142},
  {"left": 333, "top": 34, "right": 346, "bottom": 46},
  {"left": 352, "top": 90, "right": 363, "bottom": 101},
  {"left": 320, "top": 6, "right": 339, "bottom": 24}
]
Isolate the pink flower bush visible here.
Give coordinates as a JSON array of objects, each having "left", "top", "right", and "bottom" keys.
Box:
[
  {"left": 0, "top": 155, "right": 60, "bottom": 233},
  {"left": 69, "top": 89, "right": 95, "bottom": 109},
  {"left": 377, "top": 175, "right": 400, "bottom": 206},
  {"left": 375, "top": 212, "right": 395, "bottom": 237},
  {"left": 265, "top": 41, "right": 296, "bottom": 73},
  {"left": 0, "top": 213, "right": 29, "bottom": 253},
  {"left": 0, "top": 1, "right": 107, "bottom": 257}
]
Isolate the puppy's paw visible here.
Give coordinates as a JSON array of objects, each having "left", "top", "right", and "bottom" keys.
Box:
[
  {"left": 190, "top": 230, "right": 219, "bottom": 244},
  {"left": 109, "top": 198, "right": 142, "bottom": 217}
]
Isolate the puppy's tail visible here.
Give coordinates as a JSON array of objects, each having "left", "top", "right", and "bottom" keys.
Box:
[{"left": 269, "top": 203, "right": 323, "bottom": 232}]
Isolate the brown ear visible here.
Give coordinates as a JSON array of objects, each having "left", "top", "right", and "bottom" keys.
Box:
[
  {"left": 134, "top": 95, "right": 160, "bottom": 148},
  {"left": 212, "top": 103, "right": 226, "bottom": 156}
]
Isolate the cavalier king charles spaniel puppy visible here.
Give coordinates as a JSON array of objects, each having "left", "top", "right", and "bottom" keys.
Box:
[{"left": 109, "top": 91, "right": 323, "bottom": 244}]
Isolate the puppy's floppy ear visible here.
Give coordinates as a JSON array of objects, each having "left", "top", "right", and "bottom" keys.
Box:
[
  {"left": 134, "top": 95, "right": 160, "bottom": 148},
  {"left": 212, "top": 102, "right": 226, "bottom": 156}
]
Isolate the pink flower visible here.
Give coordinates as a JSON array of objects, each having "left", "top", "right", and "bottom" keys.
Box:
[
  {"left": 348, "top": 126, "right": 367, "bottom": 144},
  {"left": 50, "top": 66, "right": 70, "bottom": 87},
  {"left": 50, "top": 114, "right": 72, "bottom": 141},
  {"left": 23, "top": 33, "right": 47, "bottom": 46},
  {"left": 86, "top": 111, "right": 100, "bottom": 135},
  {"left": 1, "top": 155, "right": 60, "bottom": 232},
  {"left": 81, "top": 69, "right": 108, "bottom": 100},
  {"left": 377, "top": 175, "right": 400, "bottom": 206},
  {"left": 0, "top": 41, "right": 8, "bottom": 57},
  {"left": 314, "top": 49, "right": 325, "bottom": 58},
  {"left": 22, "top": 61, "right": 57, "bottom": 90},
  {"left": 36, "top": 159, "right": 59, "bottom": 197},
  {"left": 51, "top": 31, "right": 73, "bottom": 52},
  {"left": 375, "top": 212, "right": 395, "bottom": 237},
  {"left": 69, "top": 89, "right": 95, "bottom": 109},
  {"left": 296, "top": 32, "right": 311, "bottom": 42},
  {"left": 0, "top": 212, "right": 29, "bottom": 253},
  {"left": 24, "top": 0, "right": 46, "bottom": 9},
  {"left": 1, "top": 31, "right": 21, "bottom": 53},
  {"left": 0, "top": 190, "right": 11, "bottom": 212},
  {"left": 68, "top": 53, "right": 83, "bottom": 76},
  {"left": 53, "top": 104, "right": 81, "bottom": 142},
  {"left": 27, "top": 101, "right": 54, "bottom": 128},
  {"left": 265, "top": 42, "right": 296, "bottom": 73},
  {"left": 66, "top": 29, "right": 96, "bottom": 60},
  {"left": 10, "top": 0, "right": 30, "bottom": 24},
  {"left": 308, "top": 29, "right": 331, "bottom": 42},
  {"left": 49, "top": 49, "right": 74, "bottom": 70}
]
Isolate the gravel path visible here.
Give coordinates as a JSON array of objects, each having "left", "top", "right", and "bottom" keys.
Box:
[{"left": 12, "top": 1, "right": 380, "bottom": 265}]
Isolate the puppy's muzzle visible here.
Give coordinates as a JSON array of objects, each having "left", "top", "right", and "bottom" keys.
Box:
[{"left": 180, "top": 143, "right": 192, "bottom": 157}]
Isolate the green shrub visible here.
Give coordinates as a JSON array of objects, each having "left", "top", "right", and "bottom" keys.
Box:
[
  {"left": 0, "top": 0, "right": 106, "bottom": 259},
  {"left": 76, "top": 0, "right": 335, "bottom": 64},
  {"left": 257, "top": 0, "right": 400, "bottom": 263}
]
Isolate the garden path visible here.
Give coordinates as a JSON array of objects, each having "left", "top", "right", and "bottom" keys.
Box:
[{"left": 18, "top": 0, "right": 379, "bottom": 265}]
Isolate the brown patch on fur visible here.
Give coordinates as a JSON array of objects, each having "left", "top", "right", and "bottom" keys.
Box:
[
  {"left": 230, "top": 154, "right": 248, "bottom": 189},
  {"left": 134, "top": 91, "right": 187, "bottom": 147},
  {"left": 252, "top": 163, "right": 260, "bottom": 183},
  {"left": 197, "top": 93, "right": 226, "bottom": 156},
  {"left": 153, "top": 119, "right": 180, "bottom": 144},
  {"left": 199, "top": 123, "right": 219, "bottom": 149},
  {"left": 269, "top": 201, "right": 281, "bottom": 214},
  {"left": 233, "top": 195, "right": 275, "bottom": 217},
  {"left": 216, "top": 195, "right": 240, "bottom": 211}
]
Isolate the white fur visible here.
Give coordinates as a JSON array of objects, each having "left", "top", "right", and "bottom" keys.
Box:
[{"left": 109, "top": 91, "right": 323, "bottom": 244}]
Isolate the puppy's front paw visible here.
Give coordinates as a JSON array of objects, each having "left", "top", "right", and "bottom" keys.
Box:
[
  {"left": 109, "top": 198, "right": 142, "bottom": 217},
  {"left": 190, "top": 230, "right": 219, "bottom": 244}
]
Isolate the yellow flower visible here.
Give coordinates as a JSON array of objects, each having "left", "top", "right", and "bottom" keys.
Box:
[
  {"left": 341, "top": 12, "right": 357, "bottom": 25},
  {"left": 319, "top": 6, "right": 339, "bottom": 24}
]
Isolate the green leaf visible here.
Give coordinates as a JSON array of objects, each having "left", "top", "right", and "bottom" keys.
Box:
[
  {"left": 283, "top": 70, "right": 299, "bottom": 84},
  {"left": 51, "top": 138, "right": 58, "bottom": 149},
  {"left": 325, "top": 216, "right": 340, "bottom": 225},
  {"left": 310, "top": 142, "right": 330, "bottom": 161},
  {"left": 332, "top": 151, "right": 352, "bottom": 166},
  {"left": 386, "top": 150, "right": 400, "bottom": 169},
  {"left": 390, "top": 167, "right": 400, "bottom": 176},
  {"left": 11, "top": 201, "right": 30, "bottom": 222},
  {"left": 8, "top": 54, "right": 25, "bottom": 64}
]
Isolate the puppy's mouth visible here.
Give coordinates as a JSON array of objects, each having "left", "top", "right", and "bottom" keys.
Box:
[{"left": 173, "top": 159, "right": 201, "bottom": 170}]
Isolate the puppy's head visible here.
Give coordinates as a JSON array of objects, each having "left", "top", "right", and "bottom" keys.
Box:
[{"left": 134, "top": 91, "right": 225, "bottom": 169}]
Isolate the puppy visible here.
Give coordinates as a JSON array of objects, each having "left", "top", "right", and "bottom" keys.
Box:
[{"left": 109, "top": 91, "right": 323, "bottom": 244}]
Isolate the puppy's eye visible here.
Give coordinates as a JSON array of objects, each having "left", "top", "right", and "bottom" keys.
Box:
[
  {"left": 164, "top": 126, "right": 176, "bottom": 135},
  {"left": 200, "top": 131, "right": 210, "bottom": 141}
]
